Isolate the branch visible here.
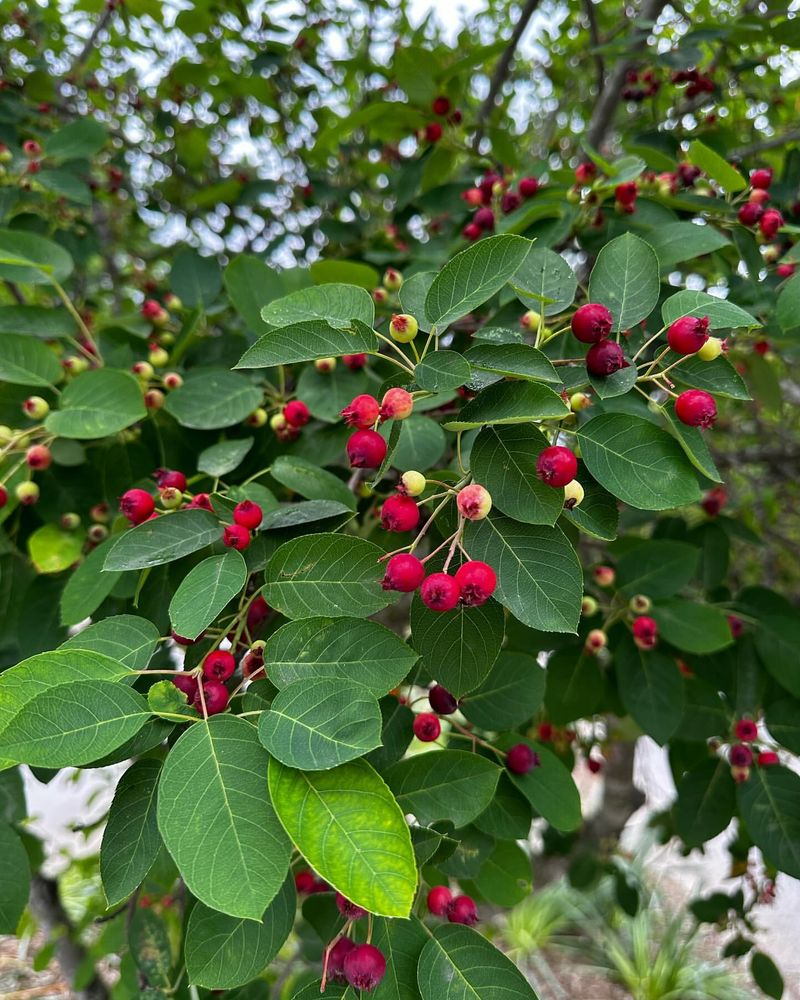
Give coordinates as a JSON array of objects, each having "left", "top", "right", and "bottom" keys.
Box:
[
  {"left": 731, "top": 129, "right": 800, "bottom": 159},
  {"left": 585, "top": 0, "right": 668, "bottom": 151},
  {"left": 582, "top": 0, "right": 605, "bottom": 92},
  {"left": 64, "top": 5, "right": 115, "bottom": 82}
]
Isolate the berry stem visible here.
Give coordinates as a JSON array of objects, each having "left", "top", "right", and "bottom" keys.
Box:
[
  {"left": 372, "top": 332, "right": 416, "bottom": 373},
  {"left": 408, "top": 494, "right": 453, "bottom": 554},
  {"left": 631, "top": 324, "right": 666, "bottom": 362},
  {"left": 51, "top": 280, "right": 103, "bottom": 364},
  {"left": 442, "top": 517, "right": 464, "bottom": 573}
]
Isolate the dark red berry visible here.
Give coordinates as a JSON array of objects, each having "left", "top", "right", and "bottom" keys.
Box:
[
  {"left": 423, "top": 122, "right": 443, "bottom": 143},
  {"left": 506, "top": 743, "right": 539, "bottom": 775},
  {"left": 427, "top": 885, "right": 453, "bottom": 916},
  {"left": 189, "top": 493, "right": 213, "bottom": 511},
  {"left": 413, "top": 712, "right": 441, "bottom": 742},
  {"left": 380, "top": 494, "right": 420, "bottom": 532},
  {"left": 538, "top": 722, "right": 553, "bottom": 741},
  {"left": 294, "top": 870, "right": 317, "bottom": 894},
  {"left": 120, "top": 488, "right": 155, "bottom": 525},
  {"left": 432, "top": 95, "right": 451, "bottom": 116},
  {"left": 283, "top": 400, "right": 310, "bottom": 428},
  {"left": 519, "top": 176, "right": 539, "bottom": 198},
  {"left": 233, "top": 500, "right": 263, "bottom": 529},
  {"left": 735, "top": 719, "right": 758, "bottom": 742},
  {"left": 381, "top": 553, "right": 425, "bottom": 592},
  {"left": 428, "top": 684, "right": 458, "bottom": 715},
  {"left": 453, "top": 561, "right": 496, "bottom": 607},
  {"left": 154, "top": 468, "right": 187, "bottom": 491},
  {"left": 737, "top": 201, "right": 764, "bottom": 227},
  {"left": 0, "top": 486, "right": 7, "bottom": 509},
  {"left": 447, "top": 895, "right": 479, "bottom": 925},
  {"left": 195, "top": 680, "right": 229, "bottom": 716},
  {"left": 759, "top": 208, "right": 783, "bottom": 239},
  {"left": 750, "top": 168, "right": 773, "bottom": 189},
  {"left": 474, "top": 207, "right": 495, "bottom": 231},
  {"left": 667, "top": 315, "right": 710, "bottom": 355},
  {"left": 343, "top": 353, "right": 368, "bottom": 370},
  {"left": 420, "top": 573, "right": 461, "bottom": 612},
  {"left": 536, "top": 446, "right": 578, "bottom": 488},
  {"left": 328, "top": 937, "right": 355, "bottom": 979},
  {"left": 730, "top": 743, "right": 753, "bottom": 767},
  {"left": 172, "top": 673, "right": 198, "bottom": 701},
  {"left": 587, "top": 757, "right": 603, "bottom": 774},
  {"left": 463, "top": 222, "right": 482, "bottom": 241},
  {"left": 675, "top": 389, "right": 717, "bottom": 428},
  {"left": 728, "top": 614, "right": 744, "bottom": 639},
  {"left": 343, "top": 943, "right": 386, "bottom": 992},
  {"left": 586, "top": 339, "right": 626, "bottom": 377},
  {"left": 572, "top": 303, "right": 613, "bottom": 344},
  {"left": 202, "top": 650, "right": 236, "bottom": 682},
  {"left": 335, "top": 892, "right": 367, "bottom": 920},
  {"left": 247, "top": 595, "right": 270, "bottom": 634},
  {"left": 341, "top": 394, "right": 380, "bottom": 429},
  {"left": 222, "top": 524, "right": 251, "bottom": 549},
  {"left": 632, "top": 615, "right": 658, "bottom": 650},
  {"left": 346, "top": 429, "right": 387, "bottom": 469}
]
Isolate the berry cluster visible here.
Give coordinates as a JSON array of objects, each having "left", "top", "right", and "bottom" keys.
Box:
[
  {"left": 728, "top": 718, "right": 780, "bottom": 783},
  {"left": 427, "top": 885, "right": 479, "bottom": 925},
  {"left": 342, "top": 386, "right": 414, "bottom": 469},
  {"left": 461, "top": 169, "right": 541, "bottom": 241}
]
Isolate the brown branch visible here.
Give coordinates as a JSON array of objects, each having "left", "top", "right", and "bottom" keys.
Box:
[
  {"left": 731, "top": 129, "right": 800, "bottom": 159},
  {"left": 583, "top": 0, "right": 605, "bottom": 92}
]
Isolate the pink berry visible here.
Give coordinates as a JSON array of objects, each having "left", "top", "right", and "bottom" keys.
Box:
[
  {"left": 25, "top": 444, "right": 51, "bottom": 470},
  {"left": 427, "top": 885, "right": 453, "bottom": 916},
  {"left": 380, "top": 494, "right": 420, "bottom": 532},
  {"left": 233, "top": 500, "right": 263, "bottom": 529},
  {"left": 506, "top": 743, "right": 539, "bottom": 775},
  {"left": 474, "top": 207, "right": 495, "bottom": 231},
  {"left": 195, "top": 680, "right": 229, "bottom": 715},
  {"left": 222, "top": 524, "right": 251, "bottom": 550},
  {"left": 420, "top": 573, "right": 461, "bottom": 612},
  {"left": 335, "top": 893, "right": 367, "bottom": 920},
  {"left": 154, "top": 468, "right": 187, "bottom": 491},
  {"left": 735, "top": 719, "right": 758, "bottom": 742},
  {"left": 341, "top": 394, "right": 380, "bottom": 429},
  {"left": 675, "top": 389, "right": 717, "bottom": 428},
  {"left": 463, "top": 222, "right": 482, "bottom": 241},
  {"left": 536, "top": 446, "right": 577, "bottom": 488},
  {"left": 456, "top": 483, "right": 492, "bottom": 520},
  {"left": 632, "top": 615, "right": 658, "bottom": 650},
  {"left": 519, "top": 176, "right": 540, "bottom": 198},
  {"left": 759, "top": 208, "right": 783, "bottom": 239},
  {"left": 283, "top": 400, "right": 310, "bottom": 428},
  {"left": 141, "top": 298, "right": 163, "bottom": 320},
  {"left": 667, "top": 315, "right": 710, "bottom": 355},
  {"left": 328, "top": 937, "right": 355, "bottom": 979},
  {"left": 171, "top": 673, "right": 198, "bottom": 701},
  {"left": 730, "top": 744, "right": 753, "bottom": 767},
  {"left": 342, "top": 353, "right": 367, "bottom": 370},
  {"left": 757, "top": 751, "right": 779, "bottom": 767},
  {"left": 447, "top": 895, "right": 479, "bottom": 926},
  {"left": 346, "top": 429, "right": 387, "bottom": 469},
  {"left": 737, "top": 201, "right": 764, "bottom": 226},
  {"left": 571, "top": 303, "right": 613, "bottom": 343},
  {"left": 750, "top": 168, "right": 773, "bottom": 189},
  {"left": 120, "top": 488, "right": 155, "bottom": 525},
  {"left": 202, "top": 650, "right": 236, "bottom": 682},
  {"left": 189, "top": 493, "right": 213, "bottom": 511},
  {"left": 777, "top": 263, "right": 795, "bottom": 279},
  {"left": 413, "top": 713, "right": 441, "bottom": 742},
  {"left": 380, "top": 387, "right": 414, "bottom": 421},
  {"left": 586, "top": 340, "right": 626, "bottom": 376},
  {"left": 343, "top": 943, "right": 386, "bottom": 992},
  {"left": 428, "top": 684, "right": 458, "bottom": 715},
  {"left": 381, "top": 553, "right": 426, "bottom": 592},
  {"left": 453, "top": 561, "right": 496, "bottom": 607}
]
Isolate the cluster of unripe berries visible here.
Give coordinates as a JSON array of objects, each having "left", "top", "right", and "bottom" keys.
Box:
[{"left": 461, "top": 169, "right": 541, "bottom": 240}]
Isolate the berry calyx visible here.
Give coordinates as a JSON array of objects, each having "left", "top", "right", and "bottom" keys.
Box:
[
  {"left": 388, "top": 314, "right": 418, "bottom": 343},
  {"left": 413, "top": 712, "right": 441, "bottom": 742},
  {"left": 585, "top": 628, "right": 607, "bottom": 654},
  {"left": 120, "top": 488, "right": 155, "bottom": 525},
  {"left": 195, "top": 680, "right": 229, "bottom": 716},
  {"left": 427, "top": 885, "right": 453, "bottom": 916},
  {"left": 572, "top": 303, "right": 613, "bottom": 343},
  {"left": 632, "top": 615, "right": 658, "bottom": 650},
  {"left": 506, "top": 742, "right": 540, "bottom": 775},
  {"left": 453, "top": 560, "right": 496, "bottom": 606},
  {"left": 563, "top": 480, "right": 584, "bottom": 509},
  {"left": 380, "top": 494, "right": 420, "bottom": 532},
  {"left": 675, "top": 389, "right": 717, "bottom": 428},
  {"left": 343, "top": 943, "right": 386, "bottom": 992},
  {"left": 456, "top": 483, "right": 492, "bottom": 520},
  {"left": 420, "top": 573, "right": 461, "bottom": 612},
  {"left": 629, "top": 594, "right": 652, "bottom": 614},
  {"left": 380, "top": 387, "right": 414, "bottom": 421},
  {"left": 346, "top": 429, "right": 387, "bottom": 469},
  {"left": 667, "top": 315, "right": 710, "bottom": 355},
  {"left": 447, "top": 895, "right": 479, "bottom": 926},
  {"left": 283, "top": 400, "right": 310, "bottom": 428},
  {"left": 25, "top": 444, "right": 51, "bottom": 470},
  {"left": 381, "top": 553, "right": 426, "bottom": 592},
  {"left": 398, "top": 470, "right": 426, "bottom": 496},
  {"left": 730, "top": 743, "right": 753, "bottom": 767},
  {"left": 222, "top": 524, "right": 251, "bottom": 550},
  {"left": 335, "top": 893, "right": 367, "bottom": 920},
  {"left": 428, "top": 684, "right": 458, "bottom": 715},
  {"left": 233, "top": 500, "right": 263, "bottom": 530},
  {"left": 341, "top": 394, "right": 380, "bottom": 429},
  {"left": 697, "top": 336, "right": 724, "bottom": 361},
  {"left": 734, "top": 719, "right": 758, "bottom": 742},
  {"left": 172, "top": 673, "right": 198, "bottom": 702},
  {"left": 202, "top": 650, "right": 236, "bottom": 682},
  {"left": 586, "top": 340, "right": 626, "bottom": 377},
  {"left": 536, "top": 446, "right": 578, "bottom": 488},
  {"left": 154, "top": 468, "right": 187, "bottom": 491}
]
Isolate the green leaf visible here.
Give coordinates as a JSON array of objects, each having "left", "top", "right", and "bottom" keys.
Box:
[
  {"left": 45, "top": 369, "right": 146, "bottom": 439},
  {"left": 665, "top": 406, "right": 723, "bottom": 483},
  {"left": 777, "top": 272, "right": 800, "bottom": 330},
  {"left": 464, "top": 343, "right": 560, "bottom": 384},
  {"left": 0, "top": 821, "right": 30, "bottom": 933},
  {"left": 0, "top": 304, "right": 75, "bottom": 339},
  {"left": 544, "top": 649, "right": 605, "bottom": 724},
  {"left": 562, "top": 471, "right": 619, "bottom": 541},
  {"left": 615, "top": 639, "right": 685, "bottom": 745},
  {"left": 62, "top": 615, "right": 159, "bottom": 670},
  {"left": 101, "top": 759, "right": 162, "bottom": 906},
  {"left": 0, "top": 333, "right": 62, "bottom": 386},
  {"left": 687, "top": 140, "right": 746, "bottom": 193},
  {"left": 473, "top": 774, "right": 533, "bottom": 840},
  {"left": 755, "top": 614, "right": 800, "bottom": 698},
  {"left": 164, "top": 371, "right": 262, "bottom": 429},
  {"left": 444, "top": 380, "right": 568, "bottom": 431},
  {"left": 260, "top": 499, "right": 353, "bottom": 532},
  {"left": 235, "top": 319, "right": 378, "bottom": 369},
  {"left": 464, "top": 516, "right": 581, "bottom": 633},
  {"left": 60, "top": 537, "right": 121, "bottom": 626},
  {"left": 510, "top": 245, "right": 577, "bottom": 315},
  {"left": 170, "top": 247, "right": 222, "bottom": 308},
  {"left": 198, "top": 438, "right": 254, "bottom": 477},
  {"left": 310, "top": 259, "right": 380, "bottom": 290},
  {"left": 271, "top": 455, "right": 356, "bottom": 510},
  {"left": 0, "top": 228, "right": 74, "bottom": 284},
  {"left": 410, "top": 596, "right": 504, "bottom": 698},
  {"left": 259, "top": 678, "right": 382, "bottom": 770},
  {"left": 385, "top": 750, "right": 500, "bottom": 827},
  {"left": 45, "top": 118, "right": 107, "bottom": 160},
  {"left": 587, "top": 233, "right": 660, "bottom": 332},
  {"left": 372, "top": 916, "right": 429, "bottom": 1000},
  {"left": 751, "top": 952, "right": 784, "bottom": 1000},
  {"left": 263, "top": 533, "right": 391, "bottom": 620},
  {"left": 589, "top": 365, "right": 637, "bottom": 400},
  {"left": 507, "top": 740, "right": 582, "bottom": 832},
  {"left": 415, "top": 351, "right": 471, "bottom": 392},
  {"left": 262, "top": 283, "right": 374, "bottom": 329},
  {"left": 461, "top": 652, "right": 546, "bottom": 729},
  {"left": 0, "top": 769, "right": 25, "bottom": 824},
  {"left": 661, "top": 290, "right": 758, "bottom": 331},
  {"left": 129, "top": 908, "right": 172, "bottom": 988},
  {"left": 470, "top": 424, "right": 564, "bottom": 526},
  {"left": 737, "top": 766, "right": 800, "bottom": 879},
  {"left": 425, "top": 235, "right": 532, "bottom": 328},
  {"left": 651, "top": 599, "right": 733, "bottom": 654},
  {"left": 268, "top": 756, "right": 416, "bottom": 917},
  {"left": 0, "top": 679, "right": 150, "bottom": 767},
  {"left": 577, "top": 413, "right": 701, "bottom": 510},
  {"left": 674, "top": 759, "right": 735, "bottom": 848},
  {"left": 765, "top": 701, "right": 800, "bottom": 754},
  {"left": 384, "top": 414, "right": 446, "bottom": 470},
  {"left": 399, "top": 271, "right": 436, "bottom": 330},
  {"left": 157, "top": 716, "right": 291, "bottom": 920},
  {"left": 645, "top": 222, "right": 731, "bottom": 270},
  {"left": 267, "top": 617, "right": 417, "bottom": 696},
  {"left": 185, "top": 874, "right": 296, "bottom": 989},
  {"left": 224, "top": 254, "right": 281, "bottom": 334},
  {"left": 28, "top": 523, "right": 84, "bottom": 574},
  {"left": 417, "top": 924, "right": 539, "bottom": 1000},
  {"left": 616, "top": 540, "right": 700, "bottom": 598},
  {"left": 147, "top": 680, "right": 198, "bottom": 723},
  {"left": 473, "top": 840, "right": 533, "bottom": 906},
  {"left": 670, "top": 354, "right": 751, "bottom": 400},
  {"left": 104, "top": 509, "right": 221, "bottom": 571},
  {"left": 37, "top": 169, "right": 92, "bottom": 205},
  {"left": 169, "top": 551, "right": 247, "bottom": 641}
]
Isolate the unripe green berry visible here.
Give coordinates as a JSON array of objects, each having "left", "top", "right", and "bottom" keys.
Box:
[
  {"left": 697, "top": 336, "right": 723, "bottom": 362},
  {"left": 585, "top": 628, "right": 607, "bottom": 654},
  {"left": 270, "top": 412, "right": 288, "bottom": 432},
  {"left": 581, "top": 595, "right": 599, "bottom": 616},
  {"left": 629, "top": 594, "right": 652, "bottom": 614},
  {"left": 148, "top": 347, "right": 170, "bottom": 368},
  {"left": 132, "top": 361, "right": 154, "bottom": 380},
  {"left": 22, "top": 396, "right": 49, "bottom": 420},
  {"left": 520, "top": 309, "right": 541, "bottom": 329},
  {"left": 15, "top": 481, "right": 40, "bottom": 506},
  {"left": 0, "top": 425, "right": 14, "bottom": 445},
  {"left": 389, "top": 314, "right": 418, "bottom": 343},
  {"left": 383, "top": 267, "right": 403, "bottom": 291},
  {"left": 159, "top": 486, "right": 183, "bottom": 509},
  {"left": 247, "top": 407, "right": 267, "bottom": 427},
  {"left": 399, "top": 471, "right": 426, "bottom": 497},
  {"left": 570, "top": 392, "right": 591, "bottom": 412},
  {"left": 163, "top": 372, "right": 183, "bottom": 390},
  {"left": 62, "top": 355, "right": 89, "bottom": 374},
  {"left": 60, "top": 512, "right": 81, "bottom": 531}
]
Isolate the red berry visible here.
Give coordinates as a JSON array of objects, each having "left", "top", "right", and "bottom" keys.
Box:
[
  {"left": 750, "top": 168, "right": 773, "bottom": 189},
  {"left": 432, "top": 95, "right": 451, "bottom": 116},
  {"left": 189, "top": 493, "right": 213, "bottom": 511},
  {"left": 0, "top": 485, "right": 7, "bottom": 509},
  {"left": 380, "top": 387, "right": 414, "bottom": 421},
  {"left": 423, "top": 123, "right": 443, "bottom": 143},
  {"left": 381, "top": 553, "right": 425, "bottom": 592},
  {"left": 154, "top": 468, "right": 187, "bottom": 491},
  {"left": 453, "top": 561, "right": 496, "bottom": 607},
  {"left": 172, "top": 673, "right": 198, "bottom": 701},
  {"left": 171, "top": 630, "right": 203, "bottom": 646},
  {"left": 342, "top": 394, "right": 380, "bottom": 429},
  {"left": 295, "top": 870, "right": 316, "bottom": 894},
  {"left": 735, "top": 719, "right": 758, "bottom": 742},
  {"left": 427, "top": 885, "right": 453, "bottom": 916},
  {"left": 428, "top": 684, "right": 458, "bottom": 715},
  {"left": 586, "top": 340, "right": 626, "bottom": 376},
  {"left": 519, "top": 176, "right": 540, "bottom": 198},
  {"left": 283, "top": 400, "right": 310, "bottom": 428},
  {"left": 587, "top": 757, "right": 603, "bottom": 774},
  {"left": 474, "top": 207, "right": 495, "bottom": 231},
  {"left": 463, "top": 222, "right": 482, "bottom": 241},
  {"left": 346, "top": 429, "right": 387, "bottom": 469},
  {"left": 328, "top": 937, "right": 355, "bottom": 979},
  {"left": 615, "top": 181, "right": 638, "bottom": 207},
  {"left": 730, "top": 743, "right": 753, "bottom": 767},
  {"left": 25, "top": 444, "right": 51, "bottom": 470},
  {"left": 675, "top": 389, "right": 717, "bottom": 428},
  {"left": 141, "top": 298, "right": 162, "bottom": 319},
  {"left": 447, "top": 895, "right": 479, "bottom": 926},
  {"left": 728, "top": 614, "right": 744, "bottom": 639},
  {"left": 335, "top": 893, "right": 367, "bottom": 920},
  {"left": 572, "top": 303, "right": 613, "bottom": 343},
  {"left": 777, "top": 263, "right": 795, "bottom": 279},
  {"left": 343, "top": 943, "right": 386, "bottom": 992},
  {"left": 233, "top": 500, "right": 263, "bottom": 529},
  {"left": 456, "top": 484, "right": 492, "bottom": 520},
  {"left": 536, "top": 446, "right": 578, "bottom": 487},
  {"left": 737, "top": 201, "right": 764, "bottom": 227},
  {"left": 343, "top": 353, "right": 367, "bottom": 370},
  {"left": 195, "top": 680, "right": 229, "bottom": 716},
  {"left": 632, "top": 615, "right": 658, "bottom": 650},
  {"left": 759, "top": 208, "right": 783, "bottom": 239},
  {"left": 247, "top": 595, "right": 270, "bottom": 634},
  {"left": 506, "top": 743, "right": 539, "bottom": 775},
  {"left": 120, "top": 488, "right": 155, "bottom": 525},
  {"left": 757, "top": 751, "right": 779, "bottom": 767},
  {"left": 667, "top": 315, "right": 710, "bottom": 355},
  {"left": 202, "top": 650, "right": 236, "bottom": 682},
  {"left": 380, "top": 494, "right": 420, "bottom": 532},
  {"left": 701, "top": 485, "right": 727, "bottom": 516},
  {"left": 538, "top": 722, "right": 553, "bottom": 741},
  {"left": 222, "top": 524, "right": 251, "bottom": 550},
  {"left": 23, "top": 139, "right": 41, "bottom": 157},
  {"left": 413, "top": 712, "right": 441, "bottom": 742},
  {"left": 420, "top": 573, "right": 461, "bottom": 612}
]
